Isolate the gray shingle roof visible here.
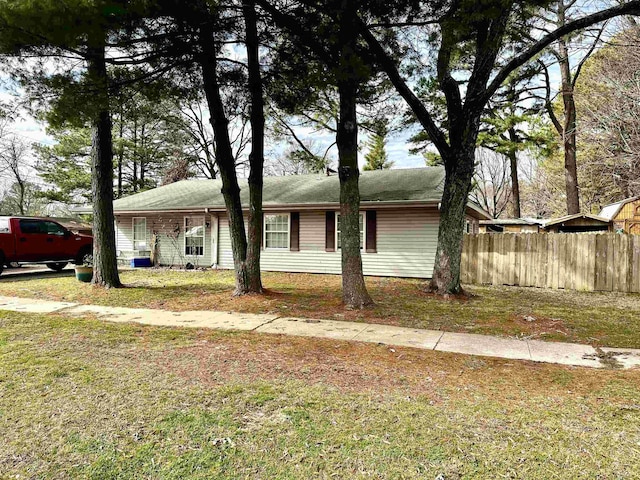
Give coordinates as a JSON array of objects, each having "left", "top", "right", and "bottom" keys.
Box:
[{"left": 111, "top": 167, "right": 447, "bottom": 212}]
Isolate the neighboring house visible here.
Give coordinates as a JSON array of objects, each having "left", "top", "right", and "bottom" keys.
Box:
[
  {"left": 479, "top": 214, "right": 612, "bottom": 234},
  {"left": 542, "top": 213, "right": 612, "bottom": 233},
  {"left": 105, "top": 168, "right": 490, "bottom": 279},
  {"left": 50, "top": 217, "right": 93, "bottom": 236},
  {"left": 479, "top": 218, "right": 542, "bottom": 233},
  {"left": 599, "top": 196, "right": 640, "bottom": 234}
]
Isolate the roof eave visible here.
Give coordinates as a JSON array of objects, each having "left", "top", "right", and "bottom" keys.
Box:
[
  {"left": 104, "top": 200, "right": 443, "bottom": 215},
  {"left": 465, "top": 202, "right": 493, "bottom": 220},
  {"left": 543, "top": 213, "right": 612, "bottom": 227}
]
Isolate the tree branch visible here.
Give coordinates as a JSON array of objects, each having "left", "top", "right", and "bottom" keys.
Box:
[
  {"left": 571, "top": 23, "right": 607, "bottom": 88},
  {"left": 484, "top": 1, "right": 640, "bottom": 105},
  {"left": 356, "top": 16, "right": 450, "bottom": 156},
  {"left": 539, "top": 60, "right": 563, "bottom": 135}
]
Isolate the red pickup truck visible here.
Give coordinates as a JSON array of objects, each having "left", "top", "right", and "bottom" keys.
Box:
[{"left": 0, "top": 216, "right": 93, "bottom": 275}]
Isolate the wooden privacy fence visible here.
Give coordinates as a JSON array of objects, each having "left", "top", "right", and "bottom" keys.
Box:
[{"left": 461, "top": 233, "right": 640, "bottom": 293}]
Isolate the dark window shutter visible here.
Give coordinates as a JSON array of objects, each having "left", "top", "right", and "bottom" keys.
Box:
[
  {"left": 325, "top": 211, "right": 335, "bottom": 251},
  {"left": 290, "top": 212, "right": 300, "bottom": 251},
  {"left": 366, "top": 210, "right": 377, "bottom": 253},
  {"left": 260, "top": 213, "right": 264, "bottom": 249}
]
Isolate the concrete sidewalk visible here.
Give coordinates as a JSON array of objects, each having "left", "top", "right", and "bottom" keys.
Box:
[{"left": 1, "top": 295, "right": 639, "bottom": 369}]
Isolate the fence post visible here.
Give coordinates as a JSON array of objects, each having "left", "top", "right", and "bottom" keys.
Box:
[{"left": 632, "top": 236, "right": 640, "bottom": 293}]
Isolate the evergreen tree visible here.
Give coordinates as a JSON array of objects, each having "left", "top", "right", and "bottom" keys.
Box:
[
  {"left": 154, "top": 0, "right": 268, "bottom": 295},
  {"left": 363, "top": 120, "right": 393, "bottom": 171},
  {"left": 256, "top": 0, "right": 411, "bottom": 308},
  {"left": 33, "top": 127, "right": 93, "bottom": 205},
  {"left": 0, "top": 0, "right": 159, "bottom": 287},
  {"left": 478, "top": 70, "right": 554, "bottom": 218}
]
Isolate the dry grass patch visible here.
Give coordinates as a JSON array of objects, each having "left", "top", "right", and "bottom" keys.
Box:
[
  {"left": 1, "top": 268, "right": 640, "bottom": 347},
  {"left": 1, "top": 311, "right": 640, "bottom": 478}
]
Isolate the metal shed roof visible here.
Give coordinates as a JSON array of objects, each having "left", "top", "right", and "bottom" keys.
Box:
[{"left": 598, "top": 196, "right": 640, "bottom": 220}]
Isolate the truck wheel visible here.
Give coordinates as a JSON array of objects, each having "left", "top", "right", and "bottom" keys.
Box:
[
  {"left": 46, "top": 262, "right": 68, "bottom": 272},
  {"left": 0, "top": 254, "right": 4, "bottom": 276},
  {"left": 75, "top": 247, "right": 92, "bottom": 266}
]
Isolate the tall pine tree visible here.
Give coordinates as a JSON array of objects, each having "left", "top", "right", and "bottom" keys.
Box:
[{"left": 363, "top": 120, "right": 393, "bottom": 171}]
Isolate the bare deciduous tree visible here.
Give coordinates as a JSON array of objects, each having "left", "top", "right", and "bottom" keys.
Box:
[
  {"left": 575, "top": 27, "right": 640, "bottom": 202},
  {"left": 0, "top": 136, "right": 35, "bottom": 215},
  {"left": 538, "top": 0, "right": 610, "bottom": 214},
  {"left": 174, "top": 99, "right": 252, "bottom": 180},
  {"left": 470, "top": 149, "right": 512, "bottom": 219}
]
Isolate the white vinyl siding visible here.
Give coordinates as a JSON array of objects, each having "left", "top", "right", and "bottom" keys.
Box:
[
  {"left": 132, "top": 217, "right": 147, "bottom": 250},
  {"left": 264, "top": 213, "right": 290, "bottom": 249},
  {"left": 218, "top": 208, "right": 440, "bottom": 278},
  {"left": 116, "top": 208, "right": 439, "bottom": 278},
  {"left": 184, "top": 216, "right": 205, "bottom": 257},
  {"left": 115, "top": 214, "right": 212, "bottom": 267}
]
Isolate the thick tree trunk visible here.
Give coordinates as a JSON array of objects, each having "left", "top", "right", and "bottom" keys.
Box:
[
  {"left": 429, "top": 147, "right": 475, "bottom": 295},
  {"left": 337, "top": 1, "right": 373, "bottom": 309},
  {"left": 337, "top": 83, "right": 373, "bottom": 308},
  {"left": 87, "top": 43, "right": 121, "bottom": 288},
  {"left": 198, "top": 25, "right": 252, "bottom": 295},
  {"left": 243, "top": 0, "right": 264, "bottom": 293},
  {"left": 507, "top": 128, "right": 521, "bottom": 218},
  {"left": 562, "top": 102, "right": 580, "bottom": 214},
  {"left": 558, "top": 34, "right": 580, "bottom": 214}
]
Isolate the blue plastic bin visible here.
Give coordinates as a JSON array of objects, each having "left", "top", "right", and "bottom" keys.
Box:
[{"left": 130, "top": 257, "right": 152, "bottom": 268}]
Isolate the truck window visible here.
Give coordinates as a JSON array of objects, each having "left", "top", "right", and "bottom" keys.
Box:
[
  {"left": 43, "top": 221, "right": 67, "bottom": 235},
  {"left": 19, "top": 219, "right": 44, "bottom": 234},
  {"left": 0, "top": 218, "right": 9, "bottom": 233}
]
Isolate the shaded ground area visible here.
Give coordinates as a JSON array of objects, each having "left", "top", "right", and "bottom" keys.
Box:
[
  {"left": 0, "top": 268, "right": 639, "bottom": 348},
  {"left": 0, "top": 264, "right": 74, "bottom": 278},
  {"left": 1, "top": 311, "right": 639, "bottom": 478}
]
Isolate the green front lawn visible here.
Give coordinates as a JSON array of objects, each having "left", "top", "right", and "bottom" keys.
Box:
[
  {"left": 1, "top": 269, "right": 640, "bottom": 347},
  {"left": 1, "top": 311, "right": 640, "bottom": 478}
]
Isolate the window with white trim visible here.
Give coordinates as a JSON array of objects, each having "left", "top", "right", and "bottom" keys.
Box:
[
  {"left": 184, "top": 216, "right": 205, "bottom": 256},
  {"left": 133, "top": 217, "right": 147, "bottom": 250},
  {"left": 336, "top": 213, "right": 364, "bottom": 250},
  {"left": 264, "top": 214, "right": 290, "bottom": 249}
]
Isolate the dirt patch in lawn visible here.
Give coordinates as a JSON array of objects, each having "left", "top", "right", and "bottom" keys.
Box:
[
  {"left": 144, "top": 328, "right": 638, "bottom": 403},
  {"left": 511, "top": 314, "right": 571, "bottom": 339}
]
